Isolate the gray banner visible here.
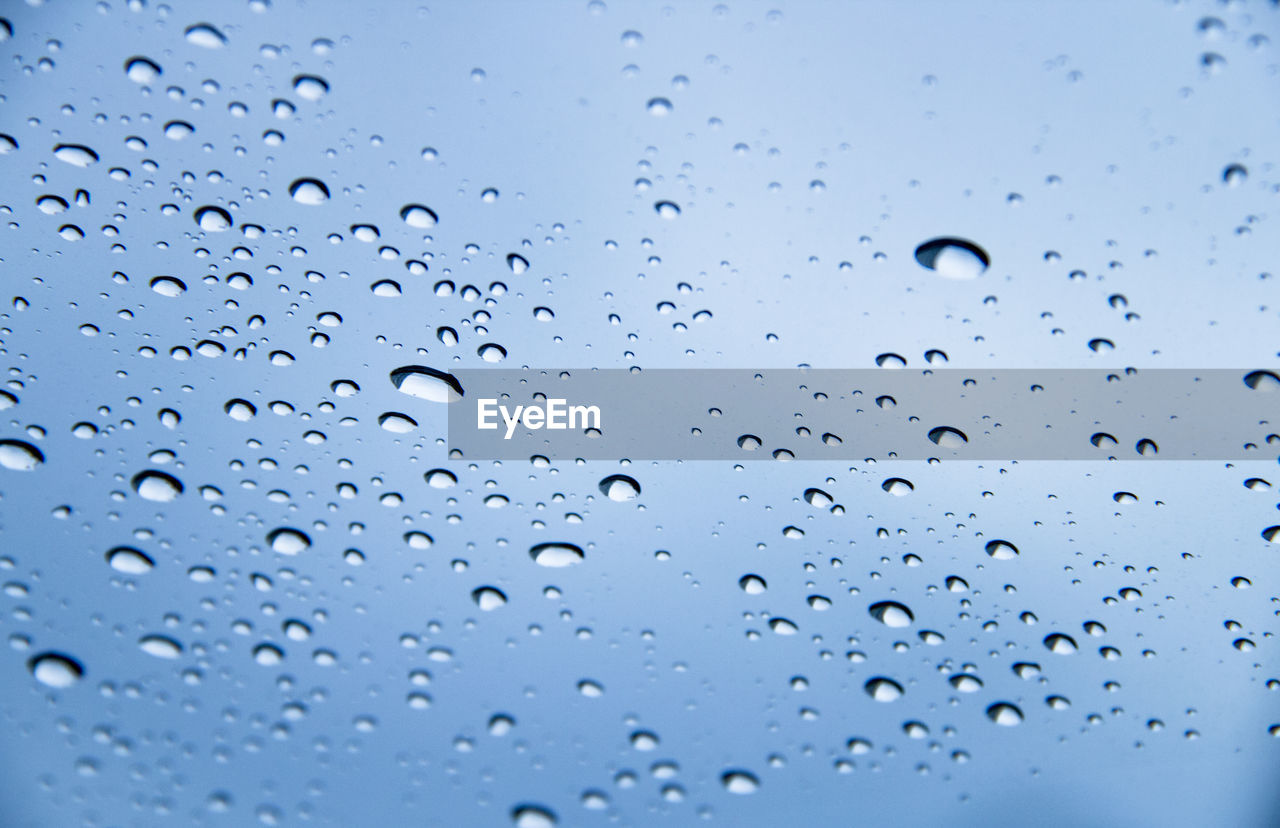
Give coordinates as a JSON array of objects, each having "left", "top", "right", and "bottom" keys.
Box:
[{"left": 435, "top": 368, "right": 1280, "bottom": 461}]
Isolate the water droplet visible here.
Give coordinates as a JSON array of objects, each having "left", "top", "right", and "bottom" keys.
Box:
[
  {"left": 478, "top": 343, "right": 507, "bottom": 362},
  {"left": 267, "top": 528, "right": 311, "bottom": 555},
  {"left": 985, "top": 540, "right": 1019, "bottom": 560},
  {"left": 529, "top": 542, "right": 584, "bottom": 567},
  {"left": 1243, "top": 370, "right": 1280, "bottom": 391},
  {"left": 882, "top": 478, "right": 913, "bottom": 496},
  {"left": 29, "top": 652, "right": 83, "bottom": 688},
  {"left": 53, "top": 144, "right": 99, "bottom": 167},
  {"left": 914, "top": 237, "right": 990, "bottom": 279},
  {"left": 803, "top": 487, "right": 832, "bottom": 507},
  {"left": 184, "top": 23, "right": 227, "bottom": 48},
  {"left": 507, "top": 253, "right": 529, "bottom": 274},
  {"left": 869, "top": 601, "right": 914, "bottom": 627},
  {"left": 164, "top": 120, "right": 194, "bottom": 140},
  {"left": 0, "top": 439, "right": 44, "bottom": 471},
  {"left": 1223, "top": 163, "right": 1247, "bottom": 186},
  {"left": 29, "top": 650, "right": 85, "bottom": 691},
  {"left": 293, "top": 74, "right": 329, "bottom": 100},
  {"left": 770, "top": 617, "right": 798, "bottom": 635},
  {"left": 927, "top": 426, "right": 968, "bottom": 448},
  {"left": 400, "top": 204, "right": 438, "bottom": 228},
  {"left": 1044, "top": 633, "right": 1078, "bottom": 654},
  {"left": 511, "top": 805, "right": 557, "bottom": 828},
  {"left": 289, "top": 178, "right": 330, "bottom": 205},
  {"left": 721, "top": 771, "right": 759, "bottom": 794},
  {"left": 379, "top": 412, "right": 417, "bottom": 432},
  {"left": 599, "top": 474, "right": 640, "bottom": 501},
  {"left": 124, "top": 56, "right": 161, "bottom": 83},
  {"left": 647, "top": 97, "right": 672, "bottom": 116},
  {"left": 390, "top": 366, "right": 464, "bottom": 402},
  {"left": 739, "top": 574, "right": 767, "bottom": 594},
  {"left": 986, "top": 702, "right": 1024, "bottom": 726},
  {"left": 424, "top": 469, "right": 457, "bottom": 489},
  {"left": 654, "top": 201, "right": 680, "bottom": 219},
  {"left": 472, "top": 587, "right": 507, "bottom": 610},
  {"left": 864, "top": 677, "right": 904, "bottom": 702},
  {"left": 139, "top": 635, "right": 182, "bottom": 659},
  {"left": 253, "top": 643, "right": 283, "bottom": 665},
  {"left": 106, "top": 546, "right": 154, "bottom": 574},
  {"left": 1262, "top": 526, "right": 1280, "bottom": 543},
  {"left": 194, "top": 205, "right": 232, "bottom": 231},
  {"left": 225, "top": 399, "right": 257, "bottom": 421},
  {"left": 150, "top": 276, "right": 187, "bottom": 297},
  {"left": 132, "top": 470, "right": 183, "bottom": 501}
]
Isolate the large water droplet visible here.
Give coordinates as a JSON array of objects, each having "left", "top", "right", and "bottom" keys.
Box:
[
  {"left": 0, "top": 439, "right": 44, "bottom": 471},
  {"left": 927, "top": 426, "right": 968, "bottom": 448},
  {"left": 293, "top": 74, "right": 329, "bottom": 100},
  {"left": 184, "top": 23, "right": 227, "bottom": 48},
  {"left": 654, "top": 201, "right": 680, "bottom": 219},
  {"left": 106, "top": 546, "right": 155, "bottom": 574},
  {"left": 1044, "top": 633, "right": 1078, "bottom": 654},
  {"left": 914, "top": 237, "right": 990, "bottom": 280},
  {"left": 599, "top": 474, "right": 640, "bottom": 501},
  {"left": 400, "top": 204, "right": 438, "bottom": 228},
  {"left": 529, "top": 542, "right": 584, "bottom": 567},
  {"left": 124, "top": 56, "right": 161, "bottom": 83},
  {"left": 864, "top": 677, "right": 904, "bottom": 702},
  {"left": 721, "top": 770, "right": 759, "bottom": 794},
  {"left": 379, "top": 412, "right": 418, "bottom": 433},
  {"left": 511, "top": 805, "right": 557, "bottom": 828},
  {"left": 868, "top": 601, "right": 914, "bottom": 627},
  {"left": 53, "top": 144, "right": 99, "bottom": 167},
  {"left": 139, "top": 635, "right": 183, "bottom": 658},
  {"left": 472, "top": 587, "right": 507, "bottom": 611},
  {"left": 882, "top": 478, "right": 913, "bottom": 496},
  {"left": 1243, "top": 370, "right": 1279, "bottom": 391},
  {"left": 150, "top": 276, "right": 187, "bottom": 297},
  {"left": 985, "top": 540, "right": 1019, "bottom": 560},
  {"left": 29, "top": 652, "right": 83, "bottom": 688},
  {"left": 986, "top": 702, "right": 1024, "bottom": 726},
  {"left": 267, "top": 528, "right": 311, "bottom": 555},
  {"left": 289, "top": 178, "right": 330, "bottom": 205},
  {"left": 132, "top": 470, "right": 183, "bottom": 501},
  {"left": 390, "top": 366, "right": 464, "bottom": 402},
  {"left": 194, "top": 205, "right": 232, "bottom": 231}
]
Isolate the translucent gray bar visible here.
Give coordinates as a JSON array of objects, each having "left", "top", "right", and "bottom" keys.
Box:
[{"left": 445, "top": 369, "right": 1280, "bottom": 461}]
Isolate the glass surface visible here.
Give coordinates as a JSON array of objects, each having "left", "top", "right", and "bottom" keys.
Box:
[{"left": 1, "top": 1, "right": 1278, "bottom": 826}]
